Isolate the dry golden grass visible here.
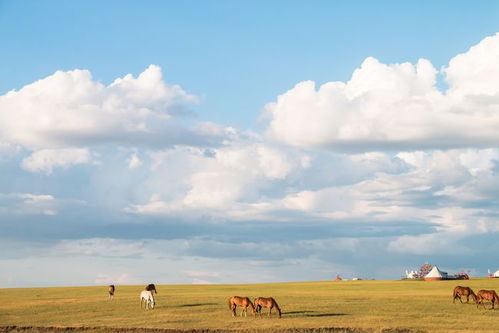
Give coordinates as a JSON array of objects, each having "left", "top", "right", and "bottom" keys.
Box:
[{"left": 1, "top": 278, "right": 499, "bottom": 332}]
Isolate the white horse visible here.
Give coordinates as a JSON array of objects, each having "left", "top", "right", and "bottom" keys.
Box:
[{"left": 140, "top": 290, "right": 155, "bottom": 309}]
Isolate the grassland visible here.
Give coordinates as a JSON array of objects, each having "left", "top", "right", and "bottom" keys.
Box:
[{"left": 1, "top": 279, "right": 499, "bottom": 332}]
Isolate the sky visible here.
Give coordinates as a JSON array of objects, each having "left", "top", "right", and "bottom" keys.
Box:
[{"left": 1, "top": 1, "right": 499, "bottom": 287}]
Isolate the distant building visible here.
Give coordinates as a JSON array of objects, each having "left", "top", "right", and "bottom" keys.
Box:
[
  {"left": 405, "top": 270, "right": 419, "bottom": 279},
  {"left": 424, "top": 266, "right": 448, "bottom": 280},
  {"left": 488, "top": 269, "right": 499, "bottom": 278}
]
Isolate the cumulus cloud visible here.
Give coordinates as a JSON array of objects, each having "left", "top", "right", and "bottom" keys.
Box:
[
  {"left": 0, "top": 192, "right": 59, "bottom": 215},
  {"left": 21, "top": 148, "right": 94, "bottom": 174},
  {"left": 265, "top": 33, "right": 499, "bottom": 151},
  {"left": 0, "top": 65, "right": 229, "bottom": 150},
  {"left": 126, "top": 142, "right": 308, "bottom": 216}
]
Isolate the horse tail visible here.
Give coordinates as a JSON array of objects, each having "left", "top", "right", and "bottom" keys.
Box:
[
  {"left": 453, "top": 287, "right": 457, "bottom": 302},
  {"left": 494, "top": 291, "right": 499, "bottom": 303},
  {"left": 228, "top": 297, "right": 232, "bottom": 310}
]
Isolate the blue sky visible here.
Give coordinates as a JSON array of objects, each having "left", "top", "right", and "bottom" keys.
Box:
[{"left": 2, "top": 1, "right": 499, "bottom": 287}]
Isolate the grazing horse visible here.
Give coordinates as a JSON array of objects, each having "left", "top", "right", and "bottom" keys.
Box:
[
  {"left": 140, "top": 290, "right": 155, "bottom": 309},
  {"left": 108, "top": 285, "right": 115, "bottom": 300},
  {"left": 228, "top": 296, "right": 256, "bottom": 317},
  {"left": 453, "top": 286, "right": 477, "bottom": 304},
  {"left": 145, "top": 283, "right": 157, "bottom": 294},
  {"left": 254, "top": 297, "right": 281, "bottom": 318},
  {"left": 476, "top": 290, "right": 499, "bottom": 310}
]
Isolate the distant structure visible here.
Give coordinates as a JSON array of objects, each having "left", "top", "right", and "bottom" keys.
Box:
[
  {"left": 404, "top": 262, "right": 433, "bottom": 279},
  {"left": 404, "top": 262, "right": 469, "bottom": 280},
  {"left": 405, "top": 270, "right": 419, "bottom": 279},
  {"left": 334, "top": 274, "right": 342, "bottom": 281},
  {"left": 419, "top": 262, "right": 433, "bottom": 277},
  {"left": 488, "top": 269, "right": 499, "bottom": 278},
  {"left": 424, "top": 266, "right": 448, "bottom": 280}
]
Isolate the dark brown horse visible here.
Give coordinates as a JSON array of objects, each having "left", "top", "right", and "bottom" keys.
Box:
[
  {"left": 228, "top": 296, "right": 256, "bottom": 317},
  {"left": 254, "top": 297, "right": 281, "bottom": 318},
  {"left": 453, "top": 286, "right": 477, "bottom": 304},
  {"left": 145, "top": 284, "right": 157, "bottom": 294},
  {"left": 476, "top": 290, "right": 499, "bottom": 309},
  {"left": 108, "top": 285, "right": 115, "bottom": 300}
]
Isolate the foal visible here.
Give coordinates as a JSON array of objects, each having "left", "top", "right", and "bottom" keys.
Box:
[
  {"left": 108, "top": 285, "right": 115, "bottom": 300},
  {"left": 254, "top": 297, "right": 281, "bottom": 318},
  {"left": 228, "top": 296, "right": 256, "bottom": 317}
]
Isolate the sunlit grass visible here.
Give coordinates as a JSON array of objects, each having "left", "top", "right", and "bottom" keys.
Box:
[{"left": 1, "top": 279, "right": 498, "bottom": 332}]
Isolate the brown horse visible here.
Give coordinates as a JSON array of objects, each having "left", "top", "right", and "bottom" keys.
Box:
[
  {"left": 108, "top": 285, "right": 115, "bottom": 300},
  {"left": 453, "top": 286, "right": 477, "bottom": 304},
  {"left": 476, "top": 290, "right": 499, "bottom": 309},
  {"left": 254, "top": 297, "right": 281, "bottom": 318},
  {"left": 228, "top": 296, "right": 256, "bottom": 317}
]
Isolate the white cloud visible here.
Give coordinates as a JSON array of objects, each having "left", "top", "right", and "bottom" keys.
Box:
[
  {"left": 126, "top": 142, "right": 307, "bottom": 215},
  {"left": 94, "top": 273, "right": 132, "bottom": 285},
  {"left": 184, "top": 270, "right": 220, "bottom": 277},
  {"left": 191, "top": 278, "right": 213, "bottom": 284},
  {"left": 265, "top": 33, "right": 499, "bottom": 151},
  {"left": 387, "top": 233, "right": 471, "bottom": 255},
  {"left": 444, "top": 32, "right": 499, "bottom": 96},
  {"left": 54, "top": 238, "right": 145, "bottom": 257},
  {"left": 127, "top": 153, "right": 142, "bottom": 169},
  {"left": 0, "top": 65, "right": 228, "bottom": 150},
  {"left": 21, "top": 148, "right": 94, "bottom": 174},
  {"left": 0, "top": 193, "right": 59, "bottom": 215}
]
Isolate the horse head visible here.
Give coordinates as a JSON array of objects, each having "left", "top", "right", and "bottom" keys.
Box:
[
  {"left": 253, "top": 298, "right": 261, "bottom": 313},
  {"left": 470, "top": 290, "right": 478, "bottom": 303},
  {"left": 247, "top": 299, "right": 256, "bottom": 316}
]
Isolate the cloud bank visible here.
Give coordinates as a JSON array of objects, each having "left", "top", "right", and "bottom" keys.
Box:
[
  {"left": 265, "top": 33, "right": 499, "bottom": 151},
  {"left": 0, "top": 65, "right": 230, "bottom": 150},
  {"left": 2, "top": 33, "right": 499, "bottom": 287}
]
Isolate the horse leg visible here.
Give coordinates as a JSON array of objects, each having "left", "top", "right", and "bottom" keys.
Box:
[
  {"left": 466, "top": 295, "right": 469, "bottom": 303},
  {"left": 268, "top": 307, "right": 272, "bottom": 317}
]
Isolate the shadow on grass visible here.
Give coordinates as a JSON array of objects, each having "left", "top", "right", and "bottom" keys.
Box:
[
  {"left": 306, "top": 313, "right": 346, "bottom": 317},
  {"left": 176, "top": 303, "right": 218, "bottom": 307},
  {"left": 283, "top": 311, "right": 346, "bottom": 317}
]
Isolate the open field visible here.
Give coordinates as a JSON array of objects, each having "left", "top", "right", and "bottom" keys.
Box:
[{"left": 1, "top": 279, "right": 499, "bottom": 332}]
